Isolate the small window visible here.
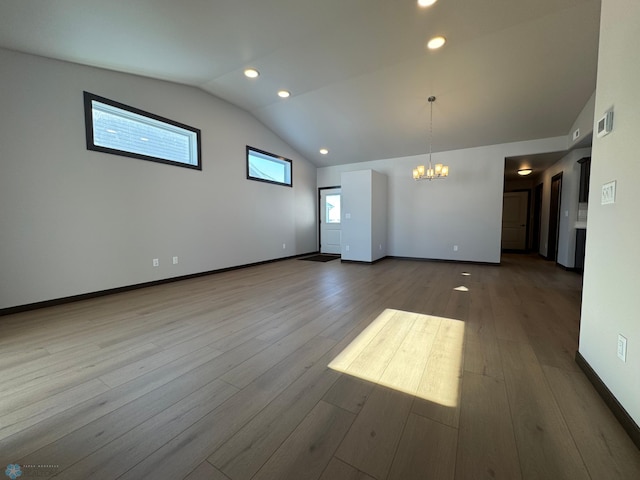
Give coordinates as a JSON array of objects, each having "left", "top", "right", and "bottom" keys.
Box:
[
  {"left": 246, "top": 146, "right": 292, "bottom": 187},
  {"left": 325, "top": 194, "right": 341, "bottom": 224},
  {"left": 84, "top": 92, "right": 201, "bottom": 170}
]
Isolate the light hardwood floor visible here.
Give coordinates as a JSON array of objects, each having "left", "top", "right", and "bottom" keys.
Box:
[{"left": 0, "top": 254, "right": 638, "bottom": 479}]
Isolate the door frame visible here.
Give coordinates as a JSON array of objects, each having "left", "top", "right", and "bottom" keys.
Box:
[
  {"left": 548, "top": 172, "right": 563, "bottom": 262},
  {"left": 318, "top": 185, "right": 341, "bottom": 253},
  {"left": 532, "top": 182, "right": 543, "bottom": 253}
]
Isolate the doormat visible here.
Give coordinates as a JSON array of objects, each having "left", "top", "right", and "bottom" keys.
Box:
[{"left": 299, "top": 254, "right": 340, "bottom": 262}]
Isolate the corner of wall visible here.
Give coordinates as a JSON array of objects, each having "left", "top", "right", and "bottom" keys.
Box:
[{"left": 568, "top": 90, "right": 596, "bottom": 148}]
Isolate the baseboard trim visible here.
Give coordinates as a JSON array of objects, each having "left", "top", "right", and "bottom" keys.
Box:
[
  {"left": 575, "top": 351, "right": 640, "bottom": 449},
  {"left": 0, "top": 252, "right": 317, "bottom": 317},
  {"left": 558, "top": 264, "right": 583, "bottom": 274},
  {"left": 340, "top": 256, "right": 387, "bottom": 265},
  {"left": 387, "top": 255, "right": 500, "bottom": 266}
]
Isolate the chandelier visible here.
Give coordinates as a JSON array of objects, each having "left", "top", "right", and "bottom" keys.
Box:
[{"left": 413, "top": 96, "right": 449, "bottom": 180}]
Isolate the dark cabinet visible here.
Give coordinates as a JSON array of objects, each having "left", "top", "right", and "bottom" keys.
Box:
[
  {"left": 578, "top": 157, "right": 591, "bottom": 203},
  {"left": 575, "top": 157, "right": 590, "bottom": 273},
  {"left": 575, "top": 228, "right": 587, "bottom": 272}
]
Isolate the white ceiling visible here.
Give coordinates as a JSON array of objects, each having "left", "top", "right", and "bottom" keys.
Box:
[{"left": 0, "top": 0, "right": 600, "bottom": 168}]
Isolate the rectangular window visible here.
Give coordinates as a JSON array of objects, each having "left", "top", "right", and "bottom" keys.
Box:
[
  {"left": 246, "top": 146, "right": 292, "bottom": 187},
  {"left": 84, "top": 91, "right": 201, "bottom": 170},
  {"left": 325, "top": 193, "right": 341, "bottom": 224}
]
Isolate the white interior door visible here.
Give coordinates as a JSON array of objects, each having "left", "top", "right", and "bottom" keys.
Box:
[
  {"left": 320, "top": 188, "right": 342, "bottom": 254},
  {"left": 502, "top": 191, "right": 528, "bottom": 250}
]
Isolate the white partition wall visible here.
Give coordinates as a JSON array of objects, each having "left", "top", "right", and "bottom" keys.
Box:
[
  {"left": 579, "top": 0, "right": 640, "bottom": 427},
  {"left": 340, "top": 170, "right": 387, "bottom": 262}
]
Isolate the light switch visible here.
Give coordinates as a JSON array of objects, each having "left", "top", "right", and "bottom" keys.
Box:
[
  {"left": 617, "top": 334, "right": 627, "bottom": 362},
  {"left": 601, "top": 181, "right": 616, "bottom": 205}
]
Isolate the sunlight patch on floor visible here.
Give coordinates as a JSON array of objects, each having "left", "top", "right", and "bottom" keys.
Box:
[{"left": 328, "top": 308, "right": 464, "bottom": 407}]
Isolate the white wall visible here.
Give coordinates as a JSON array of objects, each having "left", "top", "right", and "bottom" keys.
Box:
[
  {"left": 0, "top": 48, "right": 317, "bottom": 309},
  {"left": 340, "top": 170, "right": 387, "bottom": 262},
  {"left": 340, "top": 170, "right": 371, "bottom": 262},
  {"left": 568, "top": 90, "right": 596, "bottom": 148},
  {"left": 319, "top": 137, "right": 567, "bottom": 263},
  {"left": 538, "top": 148, "right": 591, "bottom": 266},
  {"left": 579, "top": 0, "right": 640, "bottom": 425}
]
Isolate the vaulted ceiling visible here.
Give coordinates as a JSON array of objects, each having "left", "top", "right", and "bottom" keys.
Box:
[{"left": 0, "top": 0, "right": 600, "bottom": 168}]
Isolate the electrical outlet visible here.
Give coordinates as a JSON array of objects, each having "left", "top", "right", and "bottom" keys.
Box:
[
  {"left": 152, "top": 258, "right": 159, "bottom": 267},
  {"left": 453, "top": 245, "right": 459, "bottom": 252},
  {"left": 282, "top": 243, "right": 286, "bottom": 249},
  {"left": 617, "top": 334, "right": 627, "bottom": 362},
  {"left": 346, "top": 245, "right": 350, "bottom": 252},
  {"left": 172, "top": 256, "right": 178, "bottom": 265}
]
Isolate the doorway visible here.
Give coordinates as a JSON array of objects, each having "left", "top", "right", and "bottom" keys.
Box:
[
  {"left": 532, "top": 183, "right": 543, "bottom": 253},
  {"left": 547, "top": 172, "right": 563, "bottom": 262},
  {"left": 319, "top": 187, "right": 341, "bottom": 254},
  {"left": 502, "top": 191, "right": 529, "bottom": 251}
]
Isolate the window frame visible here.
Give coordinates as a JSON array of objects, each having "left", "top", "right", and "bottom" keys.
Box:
[
  {"left": 246, "top": 146, "right": 293, "bottom": 187},
  {"left": 325, "top": 193, "right": 341, "bottom": 224},
  {"left": 83, "top": 91, "right": 202, "bottom": 170}
]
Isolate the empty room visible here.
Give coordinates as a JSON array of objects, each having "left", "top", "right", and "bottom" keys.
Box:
[{"left": 1, "top": 1, "right": 639, "bottom": 479}]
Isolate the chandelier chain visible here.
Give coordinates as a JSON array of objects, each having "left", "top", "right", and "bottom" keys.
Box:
[
  {"left": 412, "top": 95, "right": 448, "bottom": 181},
  {"left": 428, "top": 96, "right": 434, "bottom": 166}
]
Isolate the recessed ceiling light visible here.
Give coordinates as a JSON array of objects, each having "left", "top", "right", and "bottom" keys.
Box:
[
  {"left": 319, "top": 148, "right": 329, "bottom": 155},
  {"left": 518, "top": 168, "right": 533, "bottom": 176},
  {"left": 277, "top": 90, "right": 291, "bottom": 98},
  {"left": 244, "top": 68, "right": 259, "bottom": 78},
  {"left": 418, "top": 0, "right": 438, "bottom": 7},
  {"left": 427, "top": 35, "right": 446, "bottom": 50}
]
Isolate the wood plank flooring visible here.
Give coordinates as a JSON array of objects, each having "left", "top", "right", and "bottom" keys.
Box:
[{"left": 1, "top": 254, "right": 639, "bottom": 479}]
